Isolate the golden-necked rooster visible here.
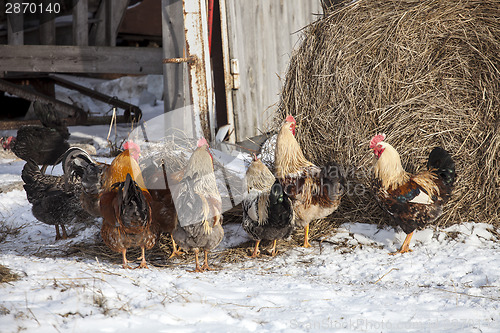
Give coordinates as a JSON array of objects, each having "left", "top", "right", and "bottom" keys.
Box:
[
  {"left": 275, "top": 115, "right": 344, "bottom": 247},
  {"left": 99, "top": 173, "right": 158, "bottom": 268},
  {"left": 369, "top": 134, "right": 456, "bottom": 254},
  {"left": 242, "top": 155, "right": 294, "bottom": 257},
  {"left": 171, "top": 138, "right": 224, "bottom": 272}
]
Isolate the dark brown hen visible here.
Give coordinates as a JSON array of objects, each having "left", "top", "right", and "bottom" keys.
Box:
[{"left": 99, "top": 173, "right": 158, "bottom": 269}]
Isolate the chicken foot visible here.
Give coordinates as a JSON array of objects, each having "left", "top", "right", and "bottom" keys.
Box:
[
  {"left": 269, "top": 240, "right": 278, "bottom": 256},
  {"left": 389, "top": 231, "right": 414, "bottom": 255},
  {"left": 168, "top": 236, "right": 185, "bottom": 259},
  {"left": 55, "top": 225, "right": 69, "bottom": 241},
  {"left": 249, "top": 240, "right": 261, "bottom": 258},
  {"left": 201, "top": 250, "right": 214, "bottom": 271},
  {"left": 189, "top": 249, "right": 204, "bottom": 273},
  {"left": 136, "top": 247, "right": 149, "bottom": 269}
]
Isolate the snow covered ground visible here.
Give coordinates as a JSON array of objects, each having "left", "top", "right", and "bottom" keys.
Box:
[{"left": 1, "top": 75, "right": 499, "bottom": 332}]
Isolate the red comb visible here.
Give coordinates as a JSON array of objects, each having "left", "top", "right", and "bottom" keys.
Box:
[
  {"left": 285, "top": 115, "right": 296, "bottom": 123},
  {"left": 369, "top": 133, "right": 386, "bottom": 148},
  {"left": 123, "top": 141, "right": 140, "bottom": 152},
  {"left": 197, "top": 137, "right": 208, "bottom": 147}
]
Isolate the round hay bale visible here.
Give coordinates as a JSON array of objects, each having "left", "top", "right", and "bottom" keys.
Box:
[{"left": 277, "top": 0, "right": 500, "bottom": 229}]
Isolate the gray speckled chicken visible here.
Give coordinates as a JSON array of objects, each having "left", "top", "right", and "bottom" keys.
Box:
[
  {"left": 21, "top": 159, "right": 94, "bottom": 240},
  {"left": 172, "top": 138, "right": 224, "bottom": 272},
  {"left": 243, "top": 156, "right": 294, "bottom": 257}
]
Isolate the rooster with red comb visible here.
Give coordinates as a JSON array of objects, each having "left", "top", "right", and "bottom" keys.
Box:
[
  {"left": 171, "top": 138, "right": 224, "bottom": 272},
  {"left": 369, "top": 133, "right": 456, "bottom": 254},
  {"left": 274, "top": 115, "right": 344, "bottom": 247}
]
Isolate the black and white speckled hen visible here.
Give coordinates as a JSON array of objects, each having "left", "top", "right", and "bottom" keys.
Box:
[
  {"left": 21, "top": 159, "right": 93, "bottom": 240},
  {"left": 172, "top": 138, "right": 224, "bottom": 272},
  {"left": 370, "top": 134, "right": 456, "bottom": 254},
  {"left": 242, "top": 156, "right": 294, "bottom": 257}
]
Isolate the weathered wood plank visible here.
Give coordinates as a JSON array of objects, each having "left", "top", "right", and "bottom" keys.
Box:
[
  {"left": 0, "top": 115, "right": 131, "bottom": 130},
  {"left": 0, "top": 45, "right": 163, "bottom": 74},
  {"left": 73, "top": 0, "right": 89, "bottom": 46}
]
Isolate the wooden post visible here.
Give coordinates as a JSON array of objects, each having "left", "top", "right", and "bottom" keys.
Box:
[
  {"left": 0, "top": 45, "right": 163, "bottom": 74},
  {"left": 105, "top": 0, "right": 115, "bottom": 46},
  {"left": 73, "top": 0, "right": 89, "bottom": 46},
  {"left": 89, "top": 0, "right": 128, "bottom": 46},
  {"left": 7, "top": 0, "right": 23, "bottom": 45},
  {"left": 182, "top": 0, "right": 214, "bottom": 141},
  {"left": 40, "top": 0, "right": 56, "bottom": 45},
  {"left": 162, "top": 0, "right": 188, "bottom": 112}
]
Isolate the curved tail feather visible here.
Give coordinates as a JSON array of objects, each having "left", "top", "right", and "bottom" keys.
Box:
[{"left": 427, "top": 147, "right": 456, "bottom": 187}]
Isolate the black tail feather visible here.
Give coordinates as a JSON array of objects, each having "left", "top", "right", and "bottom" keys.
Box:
[
  {"left": 117, "top": 174, "right": 150, "bottom": 228},
  {"left": 321, "top": 161, "right": 345, "bottom": 200},
  {"left": 427, "top": 147, "right": 456, "bottom": 186},
  {"left": 268, "top": 180, "right": 293, "bottom": 228}
]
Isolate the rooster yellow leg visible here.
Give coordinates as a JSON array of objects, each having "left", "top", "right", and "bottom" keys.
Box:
[
  {"left": 303, "top": 224, "right": 312, "bottom": 248},
  {"left": 249, "top": 240, "right": 261, "bottom": 258},
  {"left": 189, "top": 249, "right": 203, "bottom": 273},
  {"left": 270, "top": 240, "right": 278, "bottom": 256},
  {"left": 122, "top": 249, "right": 132, "bottom": 269},
  {"left": 201, "top": 250, "right": 213, "bottom": 271},
  {"left": 136, "top": 247, "right": 149, "bottom": 269},
  {"left": 168, "top": 236, "right": 184, "bottom": 259},
  {"left": 389, "top": 232, "right": 414, "bottom": 255}
]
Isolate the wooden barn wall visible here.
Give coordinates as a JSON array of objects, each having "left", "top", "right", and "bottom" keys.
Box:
[{"left": 225, "top": 1, "right": 322, "bottom": 142}]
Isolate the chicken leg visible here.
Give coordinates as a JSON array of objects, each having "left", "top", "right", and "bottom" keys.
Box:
[
  {"left": 249, "top": 240, "right": 261, "bottom": 258},
  {"left": 269, "top": 240, "right": 278, "bottom": 256},
  {"left": 136, "top": 247, "right": 149, "bottom": 269},
  {"left": 168, "top": 236, "right": 184, "bottom": 259},
  {"left": 121, "top": 249, "right": 132, "bottom": 269},
  {"left": 61, "top": 225, "right": 69, "bottom": 239},
  {"left": 55, "top": 225, "right": 62, "bottom": 240},
  {"left": 190, "top": 249, "right": 203, "bottom": 273},
  {"left": 303, "top": 224, "right": 312, "bottom": 248},
  {"left": 389, "top": 231, "right": 414, "bottom": 255},
  {"left": 201, "top": 250, "right": 214, "bottom": 271}
]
